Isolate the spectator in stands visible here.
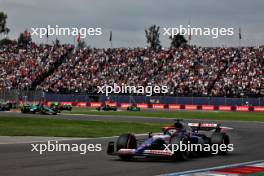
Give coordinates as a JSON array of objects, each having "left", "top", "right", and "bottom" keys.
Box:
[{"left": 0, "top": 42, "right": 263, "bottom": 97}]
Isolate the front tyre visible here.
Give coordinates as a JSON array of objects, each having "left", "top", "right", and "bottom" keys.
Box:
[
  {"left": 170, "top": 136, "right": 190, "bottom": 160},
  {"left": 116, "top": 133, "right": 137, "bottom": 159}
]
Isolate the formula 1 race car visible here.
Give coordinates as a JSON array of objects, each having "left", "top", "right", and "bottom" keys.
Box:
[
  {"left": 107, "top": 120, "right": 231, "bottom": 160},
  {"left": 21, "top": 104, "right": 57, "bottom": 115},
  {"left": 96, "top": 104, "right": 117, "bottom": 111},
  {"left": 0, "top": 102, "right": 12, "bottom": 111},
  {"left": 50, "top": 102, "right": 72, "bottom": 113},
  {"left": 127, "top": 105, "right": 140, "bottom": 111}
]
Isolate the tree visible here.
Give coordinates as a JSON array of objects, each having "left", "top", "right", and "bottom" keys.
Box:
[
  {"left": 145, "top": 25, "right": 161, "bottom": 51},
  {"left": 169, "top": 34, "right": 187, "bottom": 48},
  {"left": 0, "top": 38, "right": 16, "bottom": 48},
  {"left": 18, "top": 30, "right": 32, "bottom": 47},
  {"left": 0, "top": 12, "right": 10, "bottom": 36},
  {"left": 77, "top": 40, "right": 87, "bottom": 49},
  {"left": 4, "top": 28, "right": 10, "bottom": 36}
]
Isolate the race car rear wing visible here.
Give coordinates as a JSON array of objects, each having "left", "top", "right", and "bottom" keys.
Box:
[
  {"left": 188, "top": 122, "right": 218, "bottom": 128},
  {"left": 188, "top": 122, "right": 220, "bottom": 132},
  {"left": 188, "top": 122, "right": 233, "bottom": 132}
]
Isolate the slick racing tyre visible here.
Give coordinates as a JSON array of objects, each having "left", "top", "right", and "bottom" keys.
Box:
[
  {"left": 211, "top": 133, "right": 230, "bottom": 155},
  {"left": 116, "top": 133, "right": 137, "bottom": 159},
  {"left": 170, "top": 136, "right": 190, "bottom": 160}
]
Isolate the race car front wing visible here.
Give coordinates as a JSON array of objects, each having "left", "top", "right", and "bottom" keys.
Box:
[{"left": 107, "top": 142, "right": 173, "bottom": 157}]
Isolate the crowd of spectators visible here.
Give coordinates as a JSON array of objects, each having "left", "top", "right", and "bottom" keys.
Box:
[
  {"left": 38, "top": 46, "right": 263, "bottom": 97},
  {"left": 212, "top": 47, "right": 263, "bottom": 97},
  {"left": 0, "top": 42, "right": 263, "bottom": 97},
  {"left": 0, "top": 43, "right": 68, "bottom": 90}
]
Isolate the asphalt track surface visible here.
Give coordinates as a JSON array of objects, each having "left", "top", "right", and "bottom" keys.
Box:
[{"left": 0, "top": 112, "right": 264, "bottom": 176}]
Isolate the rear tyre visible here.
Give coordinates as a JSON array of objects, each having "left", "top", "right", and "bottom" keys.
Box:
[
  {"left": 116, "top": 133, "right": 137, "bottom": 159},
  {"left": 211, "top": 133, "right": 230, "bottom": 155}
]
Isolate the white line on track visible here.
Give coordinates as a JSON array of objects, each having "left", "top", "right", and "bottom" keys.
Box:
[{"left": 157, "top": 159, "right": 264, "bottom": 176}]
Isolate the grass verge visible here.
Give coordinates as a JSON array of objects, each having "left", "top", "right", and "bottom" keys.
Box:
[{"left": 0, "top": 117, "right": 163, "bottom": 137}]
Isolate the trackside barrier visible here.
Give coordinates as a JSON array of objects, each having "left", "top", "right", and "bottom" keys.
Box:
[
  {"left": 120, "top": 103, "right": 132, "bottom": 108},
  {"left": 168, "top": 104, "right": 181, "bottom": 110},
  {"left": 108, "top": 102, "right": 117, "bottom": 107},
  {"left": 218, "top": 106, "right": 232, "bottom": 111},
  {"left": 185, "top": 105, "right": 197, "bottom": 110},
  {"left": 61, "top": 102, "right": 73, "bottom": 106},
  {"left": 253, "top": 106, "right": 264, "bottom": 112},
  {"left": 90, "top": 102, "right": 102, "bottom": 107},
  {"left": 201, "top": 105, "right": 215, "bottom": 111},
  {"left": 236, "top": 106, "right": 250, "bottom": 112},
  {"left": 77, "top": 102, "right": 87, "bottom": 107},
  {"left": 152, "top": 104, "right": 165, "bottom": 109},
  {"left": 136, "top": 103, "right": 149, "bottom": 109},
  {"left": 43, "top": 101, "right": 264, "bottom": 112}
]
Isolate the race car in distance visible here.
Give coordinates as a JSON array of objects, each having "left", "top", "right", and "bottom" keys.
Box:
[
  {"left": 50, "top": 102, "right": 72, "bottom": 113},
  {"left": 21, "top": 104, "right": 57, "bottom": 115},
  {"left": 0, "top": 102, "right": 12, "bottom": 111},
  {"left": 96, "top": 104, "right": 117, "bottom": 111},
  {"left": 107, "top": 120, "right": 231, "bottom": 160},
  {"left": 127, "top": 104, "right": 140, "bottom": 111}
]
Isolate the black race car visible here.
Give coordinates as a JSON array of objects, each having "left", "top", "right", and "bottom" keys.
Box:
[
  {"left": 50, "top": 102, "right": 72, "bottom": 113},
  {"left": 0, "top": 102, "right": 11, "bottom": 111},
  {"left": 96, "top": 104, "right": 117, "bottom": 111}
]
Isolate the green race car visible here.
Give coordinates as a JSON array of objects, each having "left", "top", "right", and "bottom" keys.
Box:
[
  {"left": 127, "top": 105, "right": 140, "bottom": 111},
  {"left": 21, "top": 104, "right": 57, "bottom": 115},
  {"left": 50, "top": 102, "right": 72, "bottom": 113}
]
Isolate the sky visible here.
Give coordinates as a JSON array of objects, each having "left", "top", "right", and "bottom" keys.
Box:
[{"left": 1, "top": 0, "right": 264, "bottom": 48}]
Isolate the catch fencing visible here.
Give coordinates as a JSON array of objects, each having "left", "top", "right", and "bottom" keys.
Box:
[
  {"left": 44, "top": 93, "right": 264, "bottom": 106},
  {"left": 0, "top": 90, "right": 263, "bottom": 108},
  {"left": 0, "top": 89, "right": 44, "bottom": 103}
]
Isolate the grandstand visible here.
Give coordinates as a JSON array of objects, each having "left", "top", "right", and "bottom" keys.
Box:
[{"left": 0, "top": 42, "right": 263, "bottom": 98}]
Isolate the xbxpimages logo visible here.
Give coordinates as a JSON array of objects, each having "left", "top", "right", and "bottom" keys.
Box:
[
  {"left": 31, "top": 141, "right": 102, "bottom": 155},
  {"left": 31, "top": 25, "right": 102, "bottom": 38},
  {"left": 97, "top": 83, "right": 169, "bottom": 96},
  {"left": 163, "top": 141, "right": 234, "bottom": 155}
]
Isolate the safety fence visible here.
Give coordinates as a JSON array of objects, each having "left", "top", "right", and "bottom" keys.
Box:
[
  {"left": 43, "top": 101, "right": 264, "bottom": 112},
  {"left": 1, "top": 89, "right": 263, "bottom": 112},
  {"left": 44, "top": 94, "right": 264, "bottom": 106},
  {"left": 0, "top": 89, "right": 44, "bottom": 102}
]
